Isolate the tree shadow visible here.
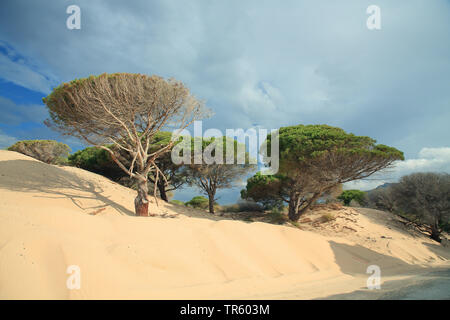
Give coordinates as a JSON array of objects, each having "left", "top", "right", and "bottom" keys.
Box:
[
  {"left": 0, "top": 158, "right": 259, "bottom": 222},
  {"left": 328, "top": 241, "right": 419, "bottom": 276},
  {"left": 0, "top": 159, "right": 134, "bottom": 216},
  {"left": 355, "top": 207, "right": 426, "bottom": 239},
  {"left": 421, "top": 242, "right": 450, "bottom": 261},
  {"left": 316, "top": 271, "right": 450, "bottom": 300}
]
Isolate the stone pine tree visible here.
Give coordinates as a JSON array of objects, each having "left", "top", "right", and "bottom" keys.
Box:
[
  {"left": 43, "top": 73, "right": 207, "bottom": 217},
  {"left": 184, "top": 137, "right": 256, "bottom": 214},
  {"left": 243, "top": 124, "right": 404, "bottom": 221}
]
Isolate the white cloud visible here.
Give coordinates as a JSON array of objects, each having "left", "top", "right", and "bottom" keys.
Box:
[
  {"left": 0, "top": 96, "right": 48, "bottom": 125},
  {"left": 344, "top": 147, "right": 450, "bottom": 190},
  {"left": 0, "top": 130, "right": 17, "bottom": 149},
  {"left": 418, "top": 147, "right": 450, "bottom": 160},
  {"left": 0, "top": 0, "right": 449, "bottom": 158},
  {"left": 0, "top": 46, "right": 56, "bottom": 94}
]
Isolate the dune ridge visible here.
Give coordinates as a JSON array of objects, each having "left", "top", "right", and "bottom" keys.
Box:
[{"left": 0, "top": 150, "right": 449, "bottom": 299}]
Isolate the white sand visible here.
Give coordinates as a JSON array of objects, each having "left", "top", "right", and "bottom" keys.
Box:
[{"left": 0, "top": 150, "right": 449, "bottom": 299}]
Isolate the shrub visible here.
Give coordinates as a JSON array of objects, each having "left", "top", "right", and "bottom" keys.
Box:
[
  {"left": 8, "top": 140, "right": 71, "bottom": 164},
  {"left": 169, "top": 200, "right": 185, "bottom": 206},
  {"left": 222, "top": 204, "right": 240, "bottom": 213},
  {"left": 320, "top": 212, "right": 336, "bottom": 223},
  {"left": 338, "top": 189, "right": 366, "bottom": 206},
  {"left": 221, "top": 200, "right": 264, "bottom": 213},
  {"left": 68, "top": 146, "right": 122, "bottom": 176},
  {"left": 266, "top": 211, "right": 287, "bottom": 224},
  {"left": 236, "top": 200, "right": 264, "bottom": 212},
  {"left": 185, "top": 196, "right": 210, "bottom": 210}
]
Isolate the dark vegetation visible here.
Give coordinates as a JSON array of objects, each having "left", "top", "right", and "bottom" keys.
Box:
[
  {"left": 367, "top": 173, "right": 450, "bottom": 242},
  {"left": 8, "top": 140, "right": 71, "bottom": 165},
  {"left": 338, "top": 189, "right": 367, "bottom": 206}
]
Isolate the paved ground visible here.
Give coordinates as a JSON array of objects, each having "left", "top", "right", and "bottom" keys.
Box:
[{"left": 318, "top": 268, "right": 450, "bottom": 300}]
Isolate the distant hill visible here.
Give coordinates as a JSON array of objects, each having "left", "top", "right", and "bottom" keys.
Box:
[{"left": 374, "top": 183, "right": 396, "bottom": 190}]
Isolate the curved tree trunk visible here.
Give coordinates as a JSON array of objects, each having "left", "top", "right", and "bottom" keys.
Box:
[
  {"left": 430, "top": 220, "right": 441, "bottom": 243},
  {"left": 288, "top": 193, "right": 300, "bottom": 221},
  {"left": 288, "top": 192, "right": 321, "bottom": 222},
  {"left": 208, "top": 192, "right": 215, "bottom": 214},
  {"left": 135, "top": 179, "right": 149, "bottom": 216},
  {"left": 296, "top": 193, "right": 321, "bottom": 219},
  {"left": 157, "top": 179, "right": 168, "bottom": 202}
]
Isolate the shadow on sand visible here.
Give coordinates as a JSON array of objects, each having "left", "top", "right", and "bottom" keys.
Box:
[
  {"left": 422, "top": 242, "right": 450, "bottom": 261},
  {"left": 0, "top": 159, "right": 134, "bottom": 216},
  {"left": 0, "top": 158, "right": 246, "bottom": 222},
  {"left": 319, "top": 241, "right": 450, "bottom": 299},
  {"left": 328, "top": 241, "right": 413, "bottom": 276}
]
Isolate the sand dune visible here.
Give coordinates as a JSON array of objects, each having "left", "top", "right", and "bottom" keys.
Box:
[{"left": 0, "top": 150, "right": 449, "bottom": 299}]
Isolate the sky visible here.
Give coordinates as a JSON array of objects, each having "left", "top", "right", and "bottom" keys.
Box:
[{"left": 0, "top": 0, "right": 449, "bottom": 203}]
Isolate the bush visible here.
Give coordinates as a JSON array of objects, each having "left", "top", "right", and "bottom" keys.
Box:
[
  {"left": 185, "top": 196, "right": 210, "bottom": 210},
  {"left": 169, "top": 200, "right": 185, "bottom": 206},
  {"left": 68, "top": 146, "right": 126, "bottom": 180},
  {"left": 338, "top": 189, "right": 366, "bottom": 206},
  {"left": 266, "top": 211, "right": 287, "bottom": 224},
  {"left": 236, "top": 200, "right": 264, "bottom": 212},
  {"left": 222, "top": 204, "right": 240, "bottom": 213},
  {"left": 320, "top": 212, "right": 336, "bottom": 223},
  {"left": 8, "top": 140, "right": 71, "bottom": 164},
  {"left": 222, "top": 200, "right": 264, "bottom": 213}
]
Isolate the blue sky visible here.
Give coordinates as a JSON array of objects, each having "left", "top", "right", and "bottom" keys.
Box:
[{"left": 0, "top": 0, "right": 449, "bottom": 203}]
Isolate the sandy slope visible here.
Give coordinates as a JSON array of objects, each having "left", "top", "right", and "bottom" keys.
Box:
[{"left": 0, "top": 150, "right": 449, "bottom": 299}]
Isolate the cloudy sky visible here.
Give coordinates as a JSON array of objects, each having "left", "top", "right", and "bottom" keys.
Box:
[{"left": 0, "top": 0, "right": 449, "bottom": 203}]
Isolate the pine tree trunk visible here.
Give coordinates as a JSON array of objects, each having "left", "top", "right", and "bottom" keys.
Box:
[
  {"left": 134, "top": 179, "right": 149, "bottom": 217},
  {"left": 288, "top": 192, "right": 321, "bottom": 222},
  {"left": 208, "top": 193, "right": 215, "bottom": 214},
  {"left": 430, "top": 220, "right": 441, "bottom": 242},
  {"left": 297, "top": 193, "right": 321, "bottom": 219},
  {"left": 288, "top": 193, "right": 300, "bottom": 221},
  {"left": 157, "top": 180, "right": 168, "bottom": 202}
]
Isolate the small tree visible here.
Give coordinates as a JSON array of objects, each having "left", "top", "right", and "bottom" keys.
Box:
[
  {"left": 367, "top": 186, "right": 397, "bottom": 212},
  {"left": 184, "top": 137, "right": 256, "bottom": 214},
  {"left": 240, "top": 172, "right": 286, "bottom": 210},
  {"left": 185, "top": 196, "right": 210, "bottom": 210},
  {"left": 43, "top": 73, "right": 207, "bottom": 216},
  {"left": 8, "top": 140, "right": 71, "bottom": 164},
  {"left": 246, "top": 124, "right": 404, "bottom": 221},
  {"left": 392, "top": 172, "right": 450, "bottom": 242},
  {"left": 170, "top": 199, "right": 185, "bottom": 206},
  {"left": 338, "top": 189, "right": 366, "bottom": 206}
]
